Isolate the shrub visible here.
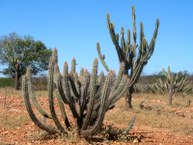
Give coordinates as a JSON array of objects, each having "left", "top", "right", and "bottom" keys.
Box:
[{"left": 0, "top": 78, "right": 14, "bottom": 88}]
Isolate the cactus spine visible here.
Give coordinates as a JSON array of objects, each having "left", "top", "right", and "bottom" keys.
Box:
[
  {"left": 22, "top": 48, "right": 132, "bottom": 138},
  {"left": 97, "top": 6, "right": 159, "bottom": 108},
  {"left": 154, "top": 66, "right": 192, "bottom": 105}
]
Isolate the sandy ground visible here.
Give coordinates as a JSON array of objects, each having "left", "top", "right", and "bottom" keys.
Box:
[{"left": 0, "top": 94, "right": 193, "bottom": 145}]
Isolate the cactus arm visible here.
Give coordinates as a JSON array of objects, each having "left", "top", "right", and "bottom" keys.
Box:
[
  {"left": 48, "top": 58, "right": 66, "bottom": 133},
  {"left": 136, "top": 22, "right": 144, "bottom": 65},
  {"left": 121, "top": 27, "right": 127, "bottom": 57},
  {"left": 129, "top": 62, "right": 143, "bottom": 86},
  {"left": 70, "top": 58, "right": 76, "bottom": 73},
  {"left": 125, "top": 30, "right": 131, "bottom": 63},
  {"left": 74, "top": 72, "right": 81, "bottom": 97},
  {"left": 63, "top": 62, "right": 71, "bottom": 102},
  {"left": 176, "top": 76, "right": 189, "bottom": 92},
  {"left": 52, "top": 48, "right": 58, "bottom": 64},
  {"left": 22, "top": 75, "right": 58, "bottom": 134},
  {"left": 131, "top": 6, "right": 137, "bottom": 60},
  {"left": 109, "top": 75, "right": 129, "bottom": 106},
  {"left": 55, "top": 67, "right": 69, "bottom": 104},
  {"left": 111, "top": 65, "right": 123, "bottom": 92},
  {"left": 56, "top": 90, "right": 71, "bottom": 129},
  {"left": 54, "top": 64, "right": 78, "bottom": 128},
  {"left": 79, "top": 83, "right": 87, "bottom": 118},
  {"left": 96, "top": 42, "right": 110, "bottom": 72},
  {"left": 97, "top": 71, "right": 105, "bottom": 86},
  {"left": 147, "top": 19, "right": 160, "bottom": 58},
  {"left": 81, "top": 71, "right": 113, "bottom": 137},
  {"left": 168, "top": 66, "right": 171, "bottom": 82},
  {"left": 82, "top": 58, "right": 98, "bottom": 129},
  {"left": 26, "top": 67, "right": 52, "bottom": 119},
  {"left": 93, "top": 70, "right": 123, "bottom": 115},
  {"left": 107, "top": 14, "right": 124, "bottom": 62},
  {"left": 173, "top": 73, "right": 179, "bottom": 86},
  {"left": 92, "top": 72, "right": 108, "bottom": 114},
  {"left": 181, "top": 83, "right": 192, "bottom": 92},
  {"left": 80, "top": 70, "right": 90, "bottom": 117},
  {"left": 122, "top": 116, "right": 136, "bottom": 135},
  {"left": 80, "top": 68, "right": 85, "bottom": 77},
  {"left": 132, "top": 6, "right": 137, "bottom": 46},
  {"left": 69, "top": 59, "right": 81, "bottom": 98},
  {"left": 162, "top": 68, "right": 168, "bottom": 78},
  {"left": 62, "top": 62, "right": 81, "bottom": 128},
  {"left": 93, "top": 71, "right": 105, "bottom": 105},
  {"left": 63, "top": 62, "right": 80, "bottom": 126},
  {"left": 68, "top": 74, "right": 80, "bottom": 99}
]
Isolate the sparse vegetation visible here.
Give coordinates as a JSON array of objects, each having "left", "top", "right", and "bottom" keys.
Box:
[{"left": 1, "top": 89, "right": 193, "bottom": 144}]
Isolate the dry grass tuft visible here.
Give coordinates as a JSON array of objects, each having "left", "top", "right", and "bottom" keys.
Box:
[
  {"left": 0, "top": 113, "right": 29, "bottom": 129},
  {"left": 30, "top": 129, "right": 88, "bottom": 144}
]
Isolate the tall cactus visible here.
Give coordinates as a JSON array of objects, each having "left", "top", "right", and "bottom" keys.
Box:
[
  {"left": 22, "top": 48, "right": 134, "bottom": 138},
  {"left": 154, "top": 66, "right": 192, "bottom": 105},
  {"left": 97, "top": 6, "right": 160, "bottom": 108}
]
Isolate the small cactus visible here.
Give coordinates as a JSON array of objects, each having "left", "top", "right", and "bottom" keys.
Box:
[{"left": 154, "top": 66, "right": 192, "bottom": 105}]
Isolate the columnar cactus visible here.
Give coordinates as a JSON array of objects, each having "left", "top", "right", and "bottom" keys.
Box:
[
  {"left": 22, "top": 48, "right": 133, "bottom": 138},
  {"left": 154, "top": 66, "right": 192, "bottom": 105},
  {"left": 97, "top": 6, "right": 160, "bottom": 108}
]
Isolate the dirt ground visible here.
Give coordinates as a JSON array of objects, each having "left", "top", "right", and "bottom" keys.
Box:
[{"left": 0, "top": 91, "right": 193, "bottom": 145}]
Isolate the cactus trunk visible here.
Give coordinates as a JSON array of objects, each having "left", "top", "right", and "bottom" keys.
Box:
[
  {"left": 125, "top": 86, "right": 134, "bottom": 108},
  {"left": 168, "top": 86, "right": 173, "bottom": 105},
  {"left": 168, "top": 92, "right": 173, "bottom": 106}
]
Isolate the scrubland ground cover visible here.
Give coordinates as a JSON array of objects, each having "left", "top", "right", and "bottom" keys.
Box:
[{"left": 0, "top": 88, "right": 193, "bottom": 145}]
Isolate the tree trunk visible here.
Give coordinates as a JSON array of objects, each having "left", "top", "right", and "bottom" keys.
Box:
[
  {"left": 125, "top": 86, "right": 134, "bottom": 109},
  {"left": 15, "top": 67, "right": 20, "bottom": 90}
]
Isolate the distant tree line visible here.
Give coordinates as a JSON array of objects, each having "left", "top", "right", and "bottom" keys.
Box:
[{"left": 1, "top": 70, "right": 192, "bottom": 92}]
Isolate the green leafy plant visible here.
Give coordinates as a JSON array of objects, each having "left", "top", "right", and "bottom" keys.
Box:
[{"left": 0, "top": 78, "right": 14, "bottom": 88}]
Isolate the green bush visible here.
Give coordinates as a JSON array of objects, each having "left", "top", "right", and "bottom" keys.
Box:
[{"left": 0, "top": 78, "right": 15, "bottom": 88}]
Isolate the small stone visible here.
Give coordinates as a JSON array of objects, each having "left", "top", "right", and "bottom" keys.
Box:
[{"left": 133, "top": 138, "right": 139, "bottom": 143}]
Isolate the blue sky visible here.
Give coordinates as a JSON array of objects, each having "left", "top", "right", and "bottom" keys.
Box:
[{"left": 0, "top": 0, "right": 193, "bottom": 75}]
